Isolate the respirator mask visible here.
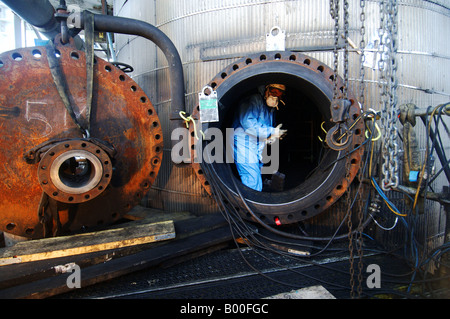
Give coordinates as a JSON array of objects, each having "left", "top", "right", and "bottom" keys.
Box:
[
  {"left": 266, "top": 95, "right": 280, "bottom": 108},
  {"left": 264, "top": 84, "right": 285, "bottom": 109}
]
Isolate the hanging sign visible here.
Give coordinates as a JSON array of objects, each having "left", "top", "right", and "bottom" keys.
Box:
[{"left": 198, "top": 85, "right": 219, "bottom": 123}]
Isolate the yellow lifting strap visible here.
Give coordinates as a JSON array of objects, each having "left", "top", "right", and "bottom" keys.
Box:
[{"left": 179, "top": 111, "right": 205, "bottom": 140}]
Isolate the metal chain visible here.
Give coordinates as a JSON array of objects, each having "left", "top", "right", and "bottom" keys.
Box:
[
  {"left": 379, "top": 0, "right": 390, "bottom": 189},
  {"left": 355, "top": 0, "right": 367, "bottom": 298},
  {"left": 380, "top": 0, "right": 399, "bottom": 191},
  {"left": 389, "top": 0, "right": 399, "bottom": 187},
  {"left": 331, "top": 0, "right": 357, "bottom": 298},
  {"left": 343, "top": 0, "right": 349, "bottom": 99},
  {"left": 359, "top": 0, "right": 366, "bottom": 107},
  {"left": 331, "top": 0, "right": 340, "bottom": 102},
  {"left": 344, "top": 1, "right": 357, "bottom": 298},
  {"left": 346, "top": 166, "right": 355, "bottom": 299},
  {"left": 330, "top": 0, "right": 359, "bottom": 299}
]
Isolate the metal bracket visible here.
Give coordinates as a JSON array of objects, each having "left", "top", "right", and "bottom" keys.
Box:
[
  {"left": 399, "top": 103, "right": 417, "bottom": 126},
  {"left": 266, "top": 26, "right": 286, "bottom": 51},
  {"left": 330, "top": 99, "right": 352, "bottom": 123},
  {"left": 54, "top": 1, "right": 71, "bottom": 44}
]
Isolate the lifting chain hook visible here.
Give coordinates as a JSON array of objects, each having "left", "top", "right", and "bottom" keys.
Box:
[{"left": 326, "top": 123, "right": 353, "bottom": 151}]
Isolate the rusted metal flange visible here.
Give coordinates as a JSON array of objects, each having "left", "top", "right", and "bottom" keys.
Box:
[
  {"left": 0, "top": 39, "right": 163, "bottom": 238},
  {"left": 189, "top": 51, "right": 365, "bottom": 225},
  {"left": 37, "top": 139, "right": 113, "bottom": 204}
]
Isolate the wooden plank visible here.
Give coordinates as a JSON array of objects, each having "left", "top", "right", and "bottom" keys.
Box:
[
  {"left": 0, "top": 220, "right": 175, "bottom": 266},
  {"left": 0, "top": 225, "right": 233, "bottom": 299},
  {"left": 0, "top": 213, "right": 228, "bottom": 293}
]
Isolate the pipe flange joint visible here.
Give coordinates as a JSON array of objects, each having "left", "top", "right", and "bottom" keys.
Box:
[{"left": 38, "top": 139, "right": 113, "bottom": 204}]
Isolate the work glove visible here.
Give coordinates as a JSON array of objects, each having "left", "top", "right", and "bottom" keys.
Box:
[
  {"left": 266, "top": 124, "right": 287, "bottom": 144},
  {"left": 273, "top": 124, "right": 287, "bottom": 139}
]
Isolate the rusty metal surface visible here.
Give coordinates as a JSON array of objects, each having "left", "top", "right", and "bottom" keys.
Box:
[
  {"left": 189, "top": 51, "right": 365, "bottom": 225},
  {"left": 0, "top": 39, "right": 163, "bottom": 238}
]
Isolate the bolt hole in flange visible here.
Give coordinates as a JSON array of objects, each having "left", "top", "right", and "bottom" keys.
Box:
[{"left": 193, "top": 52, "right": 364, "bottom": 225}]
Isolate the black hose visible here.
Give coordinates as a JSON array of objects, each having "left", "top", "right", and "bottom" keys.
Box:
[{"left": 2, "top": 0, "right": 60, "bottom": 39}]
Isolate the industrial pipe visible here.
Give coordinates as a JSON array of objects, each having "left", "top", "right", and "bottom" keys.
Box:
[
  {"left": 1, "top": 0, "right": 60, "bottom": 39},
  {"left": 2, "top": 1, "right": 186, "bottom": 131},
  {"left": 78, "top": 12, "right": 186, "bottom": 118}
]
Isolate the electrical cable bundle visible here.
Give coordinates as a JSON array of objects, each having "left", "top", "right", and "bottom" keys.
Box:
[
  {"left": 198, "top": 116, "right": 390, "bottom": 296},
  {"left": 198, "top": 103, "right": 450, "bottom": 298},
  {"left": 366, "top": 102, "right": 450, "bottom": 296},
  {"left": 200, "top": 157, "right": 362, "bottom": 293}
]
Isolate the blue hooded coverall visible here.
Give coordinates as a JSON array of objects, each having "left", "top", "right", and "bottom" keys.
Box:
[{"left": 232, "top": 92, "right": 275, "bottom": 191}]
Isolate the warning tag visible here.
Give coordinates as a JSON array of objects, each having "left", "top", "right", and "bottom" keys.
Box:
[{"left": 198, "top": 86, "right": 219, "bottom": 123}]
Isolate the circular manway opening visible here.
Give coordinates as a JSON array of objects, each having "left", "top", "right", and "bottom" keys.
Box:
[
  {"left": 50, "top": 150, "right": 103, "bottom": 195},
  {"left": 58, "top": 156, "right": 94, "bottom": 189},
  {"left": 204, "top": 70, "right": 342, "bottom": 205},
  {"left": 223, "top": 76, "right": 329, "bottom": 192}
]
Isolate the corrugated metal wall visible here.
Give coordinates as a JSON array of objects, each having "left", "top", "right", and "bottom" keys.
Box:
[
  {"left": 113, "top": 0, "right": 219, "bottom": 215},
  {"left": 112, "top": 0, "right": 449, "bottom": 252}
]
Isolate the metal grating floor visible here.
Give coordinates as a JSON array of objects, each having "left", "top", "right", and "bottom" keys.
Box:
[{"left": 55, "top": 243, "right": 423, "bottom": 299}]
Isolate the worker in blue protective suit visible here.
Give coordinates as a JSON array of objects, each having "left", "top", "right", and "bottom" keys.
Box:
[{"left": 232, "top": 84, "right": 287, "bottom": 191}]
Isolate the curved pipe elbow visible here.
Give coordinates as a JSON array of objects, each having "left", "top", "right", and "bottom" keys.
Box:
[{"left": 80, "top": 13, "right": 186, "bottom": 114}]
